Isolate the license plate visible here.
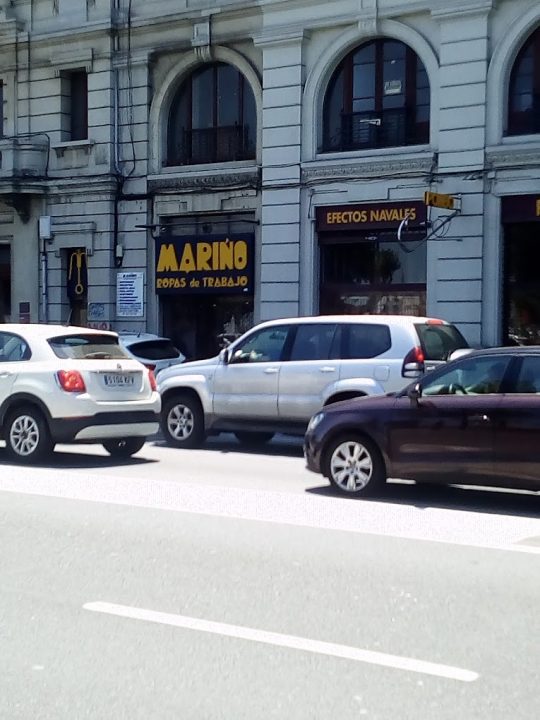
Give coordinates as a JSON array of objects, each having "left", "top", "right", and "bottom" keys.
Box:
[{"left": 103, "top": 373, "right": 135, "bottom": 387}]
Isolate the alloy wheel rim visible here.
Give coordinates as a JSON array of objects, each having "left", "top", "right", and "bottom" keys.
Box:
[
  {"left": 10, "top": 415, "right": 40, "bottom": 457},
  {"left": 330, "top": 441, "right": 373, "bottom": 492},
  {"left": 167, "top": 404, "right": 194, "bottom": 440}
]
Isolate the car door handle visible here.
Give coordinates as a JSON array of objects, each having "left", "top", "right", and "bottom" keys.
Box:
[
  {"left": 470, "top": 414, "right": 491, "bottom": 424},
  {"left": 264, "top": 368, "right": 279, "bottom": 374},
  {"left": 0, "top": 371, "right": 12, "bottom": 378},
  {"left": 319, "top": 366, "right": 336, "bottom": 373}
]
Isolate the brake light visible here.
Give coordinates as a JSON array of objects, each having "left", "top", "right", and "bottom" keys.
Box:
[
  {"left": 402, "top": 347, "right": 425, "bottom": 378},
  {"left": 144, "top": 363, "right": 156, "bottom": 371},
  {"left": 57, "top": 369, "right": 86, "bottom": 393},
  {"left": 426, "top": 318, "right": 444, "bottom": 325},
  {"left": 148, "top": 369, "right": 157, "bottom": 392}
]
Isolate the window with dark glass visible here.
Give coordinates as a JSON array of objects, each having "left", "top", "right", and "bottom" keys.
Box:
[
  {"left": 421, "top": 357, "right": 511, "bottom": 397},
  {"left": 0, "top": 81, "right": 4, "bottom": 138},
  {"left": 289, "top": 324, "right": 340, "bottom": 362},
  {"left": 508, "top": 27, "right": 540, "bottom": 136},
  {"left": 61, "top": 70, "right": 88, "bottom": 141},
  {"left": 503, "top": 223, "right": 540, "bottom": 345},
  {"left": 319, "top": 238, "right": 427, "bottom": 316},
  {"left": 322, "top": 39, "right": 430, "bottom": 152},
  {"left": 167, "top": 63, "right": 256, "bottom": 166},
  {"left": 0, "top": 333, "right": 31, "bottom": 362},
  {"left": 512, "top": 356, "right": 540, "bottom": 394},
  {"left": 345, "top": 324, "right": 391, "bottom": 359},
  {"left": 231, "top": 326, "right": 290, "bottom": 364},
  {"left": 0, "top": 244, "right": 9, "bottom": 321}
]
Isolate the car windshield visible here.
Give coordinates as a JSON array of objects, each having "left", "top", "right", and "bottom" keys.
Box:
[
  {"left": 48, "top": 334, "right": 130, "bottom": 360},
  {"left": 127, "top": 339, "right": 181, "bottom": 360},
  {"left": 414, "top": 323, "right": 469, "bottom": 361}
]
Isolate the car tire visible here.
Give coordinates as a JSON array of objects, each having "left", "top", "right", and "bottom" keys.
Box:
[
  {"left": 5, "top": 405, "right": 54, "bottom": 464},
  {"left": 323, "top": 434, "right": 386, "bottom": 496},
  {"left": 161, "top": 393, "right": 205, "bottom": 449},
  {"left": 102, "top": 438, "right": 146, "bottom": 458},
  {"left": 234, "top": 431, "right": 275, "bottom": 446}
]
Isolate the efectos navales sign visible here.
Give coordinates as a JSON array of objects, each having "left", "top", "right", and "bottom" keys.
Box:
[
  {"left": 316, "top": 201, "right": 427, "bottom": 232},
  {"left": 155, "top": 234, "right": 254, "bottom": 294}
]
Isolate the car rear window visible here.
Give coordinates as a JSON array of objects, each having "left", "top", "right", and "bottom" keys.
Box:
[
  {"left": 48, "top": 334, "right": 130, "bottom": 360},
  {"left": 345, "top": 324, "right": 391, "bottom": 359},
  {"left": 127, "top": 339, "right": 181, "bottom": 360},
  {"left": 415, "top": 323, "right": 469, "bottom": 361}
]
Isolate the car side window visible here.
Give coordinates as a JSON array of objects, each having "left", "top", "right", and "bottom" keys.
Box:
[
  {"left": 230, "top": 326, "right": 290, "bottom": 364},
  {"left": 0, "top": 332, "right": 31, "bottom": 362},
  {"left": 289, "top": 324, "right": 338, "bottom": 362},
  {"left": 422, "top": 356, "right": 511, "bottom": 396},
  {"left": 344, "top": 324, "right": 391, "bottom": 360},
  {"left": 510, "top": 356, "right": 540, "bottom": 393}
]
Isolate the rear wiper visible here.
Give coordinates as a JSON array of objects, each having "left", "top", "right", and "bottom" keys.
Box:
[{"left": 84, "top": 352, "right": 113, "bottom": 359}]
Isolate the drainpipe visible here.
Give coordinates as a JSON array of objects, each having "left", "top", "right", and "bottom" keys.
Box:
[
  {"left": 40, "top": 250, "right": 47, "bottom": 322},
  {"left": 40, "top": 225, "right": 48, "bottom": 323},
  {"left": 112, "top": 12, "right": 123, "bottom": 269}
]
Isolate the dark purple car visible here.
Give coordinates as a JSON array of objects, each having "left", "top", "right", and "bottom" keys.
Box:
[{"left": 304, "top": 347, "right": 540, "bottom": 495}]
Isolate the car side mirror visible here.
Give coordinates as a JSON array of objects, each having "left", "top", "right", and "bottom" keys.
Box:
[
  {"left": 220, "top": 348, "right": 230, "bottom": 365},
  {"left": 407, "top": 383, "right": 422, "bottom": 404},
  {"left": 448, "top": 348, "right": 473, "bottom": 362}
]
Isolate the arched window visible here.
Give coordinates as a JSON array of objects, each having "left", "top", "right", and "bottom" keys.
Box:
[
  {"left": 167, "top": 62, "right": 256, "bottom": 166},
  {"left": 322, "top": 39, "right": 430, "bottom": 152},
  {"left": 507, "top": 27, "right": 540, "bottom": 136}
]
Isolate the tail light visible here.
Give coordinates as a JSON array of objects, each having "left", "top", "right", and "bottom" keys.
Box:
[
  {"left": 148, "top": 369, "right": 157, "bottom": 392},
  {"left": 144, "top": 363, "right": 156, "bottom": 371},
  {"left": 57, "top": 369, "right": 86, "bottom": 393},
  {"left": 402, "top": 347, "right": 425, "bottom": 378}
]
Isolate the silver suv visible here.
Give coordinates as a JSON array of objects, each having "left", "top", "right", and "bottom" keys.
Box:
[{"left": 157, "top": 315, "right": 468, "bottom": 448}]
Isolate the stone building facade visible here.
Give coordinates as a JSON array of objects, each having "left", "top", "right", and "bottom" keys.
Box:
[{"left": 1, "top": 0, "right": 539, "bottom": 358}]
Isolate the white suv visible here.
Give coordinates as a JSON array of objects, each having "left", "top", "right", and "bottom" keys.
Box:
[
  {"left": 157, "top": 315, "right": 468, "bottom": 448},
  {"left": 0, "top": 324, "right": 161, "bottom": 463}
]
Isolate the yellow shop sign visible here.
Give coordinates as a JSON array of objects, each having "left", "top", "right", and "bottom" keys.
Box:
[{"left": 155, "top": 235, "right": 254, "bottom": 295}]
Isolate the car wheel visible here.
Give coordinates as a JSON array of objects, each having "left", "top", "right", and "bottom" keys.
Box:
[
  {"left": 323, "top": 434, "right": 386, "bottom": 496},
  {"left": 102, "top": 438, "right": 146, "bottom": 458},
  {"left": 5, "top": 405, "right": 54, "bottom": 463},
  {"left": 162, "top": 393, "right": 204, "bottom": 448},
  {"left": 234, "top": 431, "right": 275, "bottom": 446}
]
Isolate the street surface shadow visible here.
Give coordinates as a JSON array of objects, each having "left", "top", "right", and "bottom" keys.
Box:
[
  {"left": 153, "top": 433, "right": 305, "bottom": 458},
  {"left": 0, "top": 446, "right": 157, "bottom": 470},
  {"left": 306, "top": 481, "right": 540, "bottom": 519}
]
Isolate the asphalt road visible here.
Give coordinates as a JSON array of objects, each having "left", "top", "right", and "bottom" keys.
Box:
[{"left": 1, "top": 435, "right": 539, "bottom": 719}]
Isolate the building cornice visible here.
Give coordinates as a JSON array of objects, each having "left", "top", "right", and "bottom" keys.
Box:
[
  {"left": 486, "top": 142, "right": 540, "bottom": 169},
  {"left": 148, "top": 166, "right": 261, "bottom": 193},
  {"left": 47, "top": 178, "right": 118, "bottom": 197},
  {"left": 253, "top": 28, "right": 311, "bottom": 48},
  {"left": 302, "top": 151, "right": 435, "bottom": 183},
  {"left": 431, "top": 0, "right": 497, "bottom": 20}
]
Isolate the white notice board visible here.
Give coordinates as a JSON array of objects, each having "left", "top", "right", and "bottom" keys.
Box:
[{"left": 116, "top": 271, "right": 144, "bottom": 318}]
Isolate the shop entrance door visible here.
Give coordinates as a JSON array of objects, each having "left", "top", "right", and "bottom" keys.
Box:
[
  {"left": 319, "top": 239, "right": 426, "bottom": 316},
  {"left": 503, "top": 223, "right": 540, "bottom": 345},
  {"left": 162, "top": 295, "right": 253, "bottom": 361},
  {"left": 0, "top": 244, "right": 11, "bottom": 322}
]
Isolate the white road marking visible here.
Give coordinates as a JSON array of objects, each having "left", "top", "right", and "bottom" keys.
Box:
[
  {"left": 1, "top": 466, "right": 540, "bottom": 554},
  {"left": 83, "top": 601, "right": 479, "bottom": 683}
]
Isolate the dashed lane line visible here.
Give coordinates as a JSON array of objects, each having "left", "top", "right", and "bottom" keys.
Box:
[{"left": 83, "top": 601, "right": 479, "bottom": 683}]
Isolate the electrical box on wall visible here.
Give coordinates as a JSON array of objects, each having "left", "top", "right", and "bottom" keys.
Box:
[{"left": 38, "top": 216, "right": 52, "bottom": 241}]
